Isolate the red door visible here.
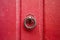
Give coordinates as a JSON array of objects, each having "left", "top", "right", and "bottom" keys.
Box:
[
  {"left": 44, "top": 0, "right": 60, "bottom": 40},
  {"left": 0, "top": 0, "right": 16, "bottom": 40},
  {"left": 0, "top": 0, "right": 60, "bottom": 40},
  {"left": 20, "top": 0, "right": 43, "bottom": 40}
]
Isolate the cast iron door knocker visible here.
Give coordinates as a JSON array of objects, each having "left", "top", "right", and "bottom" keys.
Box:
[{"left": 24, "top": 15, "right": 36, "bottom": 30}]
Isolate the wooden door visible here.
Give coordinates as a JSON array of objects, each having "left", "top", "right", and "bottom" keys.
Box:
[
  {"left": 0, "top": 0, "right": 60, "bottom": 40},
  {"left": 20, "top": 0, "right": 43, "bottom": 40},
  {"left": 44, "top": 0, "right": 60, "bottom": 40},
  {"left": 0, "top": 0, "right": 16, "bottom": 40}
]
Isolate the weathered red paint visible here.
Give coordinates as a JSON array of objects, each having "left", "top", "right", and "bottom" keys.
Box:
[
  {"left": 0, "top": 0, "right": 60, "bottom": 40},
  {"left": 44, "top": 0, "right": 60, "bottom": 40},
  {"left": 21, "top": 0, "right": 43, "bottom": 40},
  {"left": 0, "top": 0, "right": 16, "bottom": 40}
]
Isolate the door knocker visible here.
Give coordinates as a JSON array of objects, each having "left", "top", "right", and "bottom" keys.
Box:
[{"left": 24, "top": 15, "right": 36, "bottom": 30}]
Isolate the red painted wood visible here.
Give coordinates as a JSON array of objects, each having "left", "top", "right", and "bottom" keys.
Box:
[
  {"left": 21, "top": 0, "right": 43, "bottom": 40},
  {"left": 0, "top": 0, "right": 16, "bottom": 40},
  {"left": 44, "top": 0, "right": 60, "bottom": 40},
  {"left": 0, "top": 0, "right": 60, "bottom": 40}
]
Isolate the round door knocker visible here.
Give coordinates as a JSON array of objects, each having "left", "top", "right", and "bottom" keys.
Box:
[{"left": 24, "top": 15, "right": 36, "bottom": 30}]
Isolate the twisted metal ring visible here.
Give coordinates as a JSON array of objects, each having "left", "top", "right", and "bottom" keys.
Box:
[{"left": 24, "top": 16, "right": 36, "bottom": 30}]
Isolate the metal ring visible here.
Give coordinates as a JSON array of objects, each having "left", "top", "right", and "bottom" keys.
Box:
[{"left": 24, "top": 16, "right": 36, "bottom": 30}]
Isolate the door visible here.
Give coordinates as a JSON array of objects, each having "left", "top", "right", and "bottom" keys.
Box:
[
  {"left": 44, "top": 0, "right": 60, "bottom": 40},
  {"left": 0, "top": 0, "right": 16, "bottom": 40},
  {"left": 0, "top": 0, "right": 60, "bottom": 40},
  {"left": 20, "top": 0, "right": 43, "bottom": 40}
]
